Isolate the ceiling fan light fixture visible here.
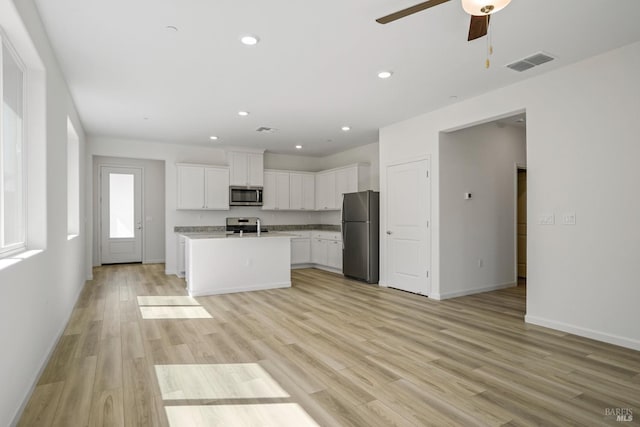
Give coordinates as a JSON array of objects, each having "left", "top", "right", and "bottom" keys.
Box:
[{"left": 461, "top": 0, "right": 511, "bottom": 15}]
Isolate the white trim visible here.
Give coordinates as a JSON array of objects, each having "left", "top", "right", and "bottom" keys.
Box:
[
  {"left": 188, "top": 281, "right": 291, "bottom": 297},
  {"left": 433, "top": 281, "right": 516, "bottom": 300},
  {"left": 384, "top": 154, "right": 430, "bottom": 168},
  {"left": 143, "top": 259, "right": 164, "bottom": 264},
  {"left": 10, "top": 275, "right": 85, "bottom": 426},
  {"left": 525, "top": 315, "right": 640, "bottom": 351}
]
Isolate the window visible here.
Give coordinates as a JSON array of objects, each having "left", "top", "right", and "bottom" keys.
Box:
[
  {"left": 67, "top": 118, "right": 79, "bottom": 237},
  {"left": 0, "top": 35, "right": 26, "bottom": 255}
]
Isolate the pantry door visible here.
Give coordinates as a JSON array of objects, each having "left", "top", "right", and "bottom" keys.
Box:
[
  {"left": 385, "top": 159, "right": 431, "bottom": 295},
  {"left": 100, "top": 166, "right": 143, "bottom": 264}
]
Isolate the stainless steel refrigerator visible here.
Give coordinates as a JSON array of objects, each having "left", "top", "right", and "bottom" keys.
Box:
[{"left": 342, "top": 190, "right": 379, "bottom": 284}]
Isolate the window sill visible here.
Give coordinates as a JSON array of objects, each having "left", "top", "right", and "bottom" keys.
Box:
[
  {"left": 0, "top": 249, "right": 44, "bottom": 271},
  {"left": 67, "top": 234, "right": 79, "bottom": 241}
]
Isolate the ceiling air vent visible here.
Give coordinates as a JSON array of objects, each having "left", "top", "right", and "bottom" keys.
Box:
[
  {"left": 506, "top": 52, "right": 555, "bottom": 72},
  {"left": 256, "top": 126, "right": 277, "bottom": 133}
]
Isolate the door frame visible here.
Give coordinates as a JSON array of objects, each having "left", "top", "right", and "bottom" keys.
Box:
[
  {"left": 382, "top": 155, "right": 431, "bottom": 296},
  {"left": 514, "top": 163, "right": 527, "bottom": 284},
  {"left": 98, "top": 164, "right": 145, "bottom": 265}
]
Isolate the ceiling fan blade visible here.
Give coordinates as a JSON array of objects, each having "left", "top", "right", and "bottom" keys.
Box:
[
  {"left": 376, "top": 0, "right": 451, "bottom": 24},
  {"left": 467, "top": 15, "right": 489, "bottom": 41}
]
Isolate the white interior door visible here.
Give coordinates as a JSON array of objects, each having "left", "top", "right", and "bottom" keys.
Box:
[
  {"left": 386, "top": 159, "right": 430, "bottom": 295},
  {"left": 101, "top": 166, "right": 142, "bottom": 264}
]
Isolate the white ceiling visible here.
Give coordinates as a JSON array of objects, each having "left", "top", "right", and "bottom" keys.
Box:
[{"left": 34, "top": 0, "right": 640, "bottom": 156}]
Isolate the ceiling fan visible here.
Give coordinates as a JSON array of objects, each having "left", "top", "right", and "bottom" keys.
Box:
[{"left": 376, "top": 0, "right": 511, "bottom": 41}]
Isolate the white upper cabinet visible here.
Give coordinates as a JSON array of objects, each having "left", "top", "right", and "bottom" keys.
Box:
[
  {"left": 315, "top": 171, "right": 336, "bottom": 210},
  {"left": 315, "top": 164, "right": 369, "bottom": 211},
  {"left": 262, "top": 170, "right": 290, "bottom": 210},
  {"left": 290, "top": 172, "right": 315, "bottom": 210},
  {"left": 177, "top": 163, "right": 229, "bottom": 210},
  {"left": 228, "top": 150, "right": 264, "bottom": 186},
  {"left": 204, "top": 167, "right": 230, "bottom": 209}
]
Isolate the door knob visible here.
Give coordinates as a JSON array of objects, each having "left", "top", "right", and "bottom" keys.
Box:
[{"left": 386, "top": 230, "right": 392, "bottom": 235}]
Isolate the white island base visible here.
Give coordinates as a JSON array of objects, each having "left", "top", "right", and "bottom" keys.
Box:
[{"left": 185, "top": 233, "right": 292, "bottom": 296}]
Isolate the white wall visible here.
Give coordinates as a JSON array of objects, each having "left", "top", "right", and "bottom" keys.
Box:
[
  {"left": 92, "top": 156, "right": 165, "bottom": 266},
  {"left": 439, "top": 123, "right": 526, "bottom": 298},
  {"left": 0, "top": 0, "right": 87, "bottom": 424},
  {"left": 380, "top": 41, "right": 640, "bottom": 350}
]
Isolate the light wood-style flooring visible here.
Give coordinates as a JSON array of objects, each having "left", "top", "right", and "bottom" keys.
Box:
[{"left": 19, "top": 264, "right": 640, "bottom": 426}]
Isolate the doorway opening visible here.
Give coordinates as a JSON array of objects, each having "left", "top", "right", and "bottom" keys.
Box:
[{"left": 516, "top": 167, "right": 527, "bottom": 288}]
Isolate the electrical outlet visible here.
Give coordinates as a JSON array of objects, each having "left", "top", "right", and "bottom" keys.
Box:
[
  {"left": 562, "top": 213, "right": 576, "bottom": 225},
  {"left": 538, "top": 214, "right": 555, "bottom": 225}
]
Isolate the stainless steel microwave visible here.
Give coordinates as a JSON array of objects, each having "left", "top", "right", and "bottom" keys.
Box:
[{"left": 229, "top": 186, "right": 263, "bottom": 206}]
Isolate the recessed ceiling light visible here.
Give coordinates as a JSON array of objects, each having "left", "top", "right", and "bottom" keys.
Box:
[
  {"left": 166, "top": 25, "right": 178, "bottom": 32},
  {"left": 209, "top": 136, "right": 219, "bottom": 141},
  {"left": 240, "top": 35, "right": 259, "bottom": 46},
  {"left": 341, "top": 126, "right": 351, "bottom": 131},
  {"left": 377, "top": 71, "right": 393, "bottom": 79},
  {"left": 238, "top": 111, "right": 250, "bottom": 117},
  {"left": 295, "top": 145, "right": 302, "bottom": 149}
]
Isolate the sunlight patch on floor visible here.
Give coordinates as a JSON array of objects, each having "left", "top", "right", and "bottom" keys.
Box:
[
  {"left": 137, "top": 295, "right": 200, "bottom": 306},
  {"left": 165, "top": 403, "right": 319, "bottom": 427},
  {"left": 155, "top": 363, "right": 290, "bottom": 400},
  {"left": 140, "top": 306, "right": 212, "bottom": 319}
]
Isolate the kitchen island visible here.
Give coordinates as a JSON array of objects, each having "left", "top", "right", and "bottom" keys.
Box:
[{"left": 184, "top": 232, "right": 293, "bottom": 296}]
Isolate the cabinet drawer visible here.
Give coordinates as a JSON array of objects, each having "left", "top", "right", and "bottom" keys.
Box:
[{"left": 312, "top": 231, "right": 341, "bottom": 241}]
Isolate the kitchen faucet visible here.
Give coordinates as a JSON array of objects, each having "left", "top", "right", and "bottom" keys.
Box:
[{"left": 256, "top": 218, "right": 261, "bottom": 236}]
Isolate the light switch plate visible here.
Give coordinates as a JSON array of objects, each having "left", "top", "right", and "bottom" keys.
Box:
[
  {"left": 539, "top": 214, "right": 555, "bottom": 225},
  {"left": 562, "top": 213, "right": 576, "bottom": 225}
]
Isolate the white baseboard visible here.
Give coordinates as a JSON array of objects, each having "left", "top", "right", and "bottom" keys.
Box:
[
  {"left": 143, "top": 259, "right": 165, "bottom": 264},
  {"left": 291, "top": 263, "right": 314, "bottom": 270},
  {"left": 188, "top": 281, "right": 291, "bottom": 297},
  {"left": 11, "top": 277, "right": 86, "bottom": 426},
  {"left": 313, "top": 265, "right": 342, "bottom": 275},
  {"left": 525, "top": 315, "right": 640, "bottom": 351},
  {"left": 435, "top": 281, "right": 516, "bottom": 300}
]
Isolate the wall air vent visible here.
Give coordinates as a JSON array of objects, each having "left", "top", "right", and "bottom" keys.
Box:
[
  {"left": 256, "top": 126, "right": 277, "bottom": 133},
  {"left": 506, "top": 52, "right": 555, "bottom": 72}
]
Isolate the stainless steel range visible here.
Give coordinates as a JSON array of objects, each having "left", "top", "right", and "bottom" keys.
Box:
[{"left": 225, "top": 217, "right": 267, "bottom": 234}]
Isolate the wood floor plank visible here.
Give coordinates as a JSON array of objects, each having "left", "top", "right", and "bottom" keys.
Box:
[
  {"left": 19, "top": 265, "right": 640, "bottom": 426},
  {"left": 18, "top": 381, "right": 64, "bottom": 427}
]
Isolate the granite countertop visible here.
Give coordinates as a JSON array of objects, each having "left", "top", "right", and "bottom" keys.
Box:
[{"left": 174, "top": 224, "right": 340, "bottom": 233}]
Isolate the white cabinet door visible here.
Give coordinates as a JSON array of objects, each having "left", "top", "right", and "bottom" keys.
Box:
[
  {"left": 248, "top": 153, "right": 264, "bottom": 186},
  {"left": 289, "top": 173, "right": 303, "bottom": 210},
  {"left": 291, "top": 238, "right": 311, "bottom": 264},
  {"left": 302, "top": 174, "right": 315, "bottom": 210},
  {"left": 275, "top": 172, "right": 290, "bottom": 210},
  {"left": 177, "top": 235, "right": 186, "bottom": 278},
  {"left": 262, "top": 171, "right": 277, "bottom": 210},
  {"left": 315, "top": 171, "right": 336, "bottom": 210},
  {"left": 177, "top": 165, "right": 205, "bottom": 209},
  {"left": 334, "top": 167, "right": 358, "bottom": 208},
  {"left": 311, "top": 238, "right": 327, "bottom": 265},
  {"left": 229, "top": 151, "right": 264, "bottom": 186},
  {"left": 204, "top": 167, "right": 229, "bottom": 209},
  {"left": 327, "top": 240, "right": 342, "bottom": 270},
  {"left": 290, "top": 173, "right": 315, "bottom": 210},
  {"left": 229, "top": 152, "right": 249, "bottom": 186}
]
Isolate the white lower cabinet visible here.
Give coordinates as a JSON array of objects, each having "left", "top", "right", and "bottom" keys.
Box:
[
  {"left": 291, "top": 238, "right": 311, "bottom": 264},
  {"left": 311, "top": 238, "right": 327, "bottom": 265},
  {"left": 177, "top": 234, "right": 186, "bottom": 278},
  {"left": 304, "top": 231, "right": 342, "bottom": 271},
  {"left": 327, "top": 240, "right": 342, "bottom": 269}
]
